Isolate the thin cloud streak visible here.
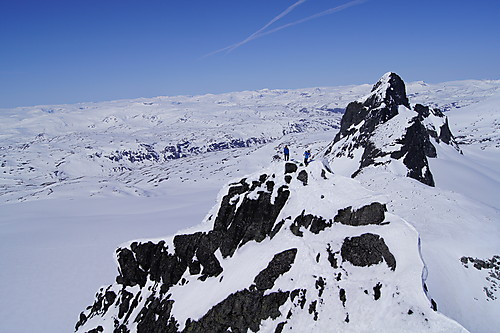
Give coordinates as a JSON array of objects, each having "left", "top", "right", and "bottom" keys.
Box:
[{"left": 203, "top": 0, "right": 367, "bottom": 59}]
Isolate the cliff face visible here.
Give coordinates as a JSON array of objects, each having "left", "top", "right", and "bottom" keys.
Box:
[{"left": 325, "top": 72, "right": 461, "bottom": 186}]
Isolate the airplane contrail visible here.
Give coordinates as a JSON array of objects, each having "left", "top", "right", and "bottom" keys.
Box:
[
  {"left": 225, "top": 0, "right": 308, "bottom": 53},
  {"left": 254, "top": 0, "right": 367, "bottom": 39},
  {"left": 203, "top": 0, "right": 307, "bottom": 58},
  {"left": 203, "top": 0, "right": 367, "bottom": 59}
]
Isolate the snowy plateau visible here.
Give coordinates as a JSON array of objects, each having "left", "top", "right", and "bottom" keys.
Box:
[{"left": 1, "top": 73, "right": 499, "bottom": 333}]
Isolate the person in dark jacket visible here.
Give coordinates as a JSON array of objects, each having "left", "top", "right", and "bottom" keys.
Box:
[
  {"left": 284, "top": 145, "right": 290, "bottom": 161},
  {"left": 303, "top": 150, "right": 311, "bottom": 166}
]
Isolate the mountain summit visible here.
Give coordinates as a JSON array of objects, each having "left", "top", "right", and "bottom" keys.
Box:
[
  {"left": 325, "top": 72, "right": 460, "bottom": 186},
  {"left": 74, "top": 73, "right": 471, "bottom": 333}
]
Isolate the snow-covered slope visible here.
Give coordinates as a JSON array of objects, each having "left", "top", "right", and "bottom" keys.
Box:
[
  {"left": 1, "top": 75, "right": 499, "bottom": 333},
  {"left": 72, "top": 73, "right": 497, "bottom": 333},
  {"left": 322, "top": 73, "right": 499, "bottom": 333},
  {"left": 1, "top": 78, "right": 499, "bottom": 204},
  {"left": 75, "top": 160, "right": 467, "bottom": 333}
]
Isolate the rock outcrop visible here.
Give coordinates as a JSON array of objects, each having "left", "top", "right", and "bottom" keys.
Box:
[
  {"left": 325, "top": 72, "right": 461, "bottom": 186},
  {"left": 76, "top": 159, "right": 465, "bottom": 332}
]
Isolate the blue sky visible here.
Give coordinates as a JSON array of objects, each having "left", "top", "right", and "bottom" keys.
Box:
[{"left": 1, "top": 0, "right": 499, "bottom": 108}]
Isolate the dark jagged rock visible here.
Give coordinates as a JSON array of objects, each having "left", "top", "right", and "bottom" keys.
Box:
[
  {"left": 460, "top": 255, "right": 499, "bottom": 301},
  {"left": 275, "top": 322, "right": 287, "bottom": 333},
  {"left": 116, "top": 247, "right": 148, "bottom": 287},
  {"left": 367, "top": 72, "right": 410, "bottom": 110},
  {"left": 75, "top": 287, "right": 117, "bottom": 331},
  {"left": 390, "top": 119, "right": 436, "bottom": 186},
  {"left": 218, "top": 181, "right": 290, "bottom": 258},
  {"left": 334, "top": 202, "right": 387, "bottom": 226},
  {"left": 196, "top": 231, "right": 224, "bottom": 277},
  {"left": 87, "top": 326, "right": 104, "bottom": 333},
  {"left": 211, "top": 175, "right": 290, "bottom": 258},
  {"left": 373, "top": 282, "right": 382, "bottom": 300},
  {"left": 325, "top": 72, "right": 460, "bottom": 187},
  {"left": 461, "top": 255, "right": 499, "bottom": 270},
  {"left": 326, "top": 244, "right": 338, "bottom": 269},
  {"left": 332, "top": 101, "right": 367, "bottom": 145},
  {"left": 183, "top": 289, "right": 290, "bottom": 333},
  {"left": 254, "top": 248, "right": 297, "bottom": 290},
  {"left": 173, "top": 232, "right": 204, "bottom": 274},
  {"left": 290, "top": 289, "right": 307, "bottom": 309},
  {"left": 339, "top": 288, "right": 346, "bottom": 307},
  {"left": 117, "top": 290, "right": 134, "bottom": 319},
  {"left": 308, "top": 300, "right": 319, "bottom": 321},
  {"left": 414, "top": 105, "right": 457, "bottom": 147},
  {"left": 341, "top": 233, "right": 396, "bottom": 271},
  {"left": 333, "top": 73, "right": 408, "bottom": 145},
  {"left": 439, "top": 117, "right": 454, "bottom": 145},
  {"left": 431, "top": 299, "right": 438, "bottom": 311},
  {"left": 414, "top": 104, "right": 431, "bottom": 118},
  {"left": 135, "top": 295, "right": 179, "bottom": 333},
  {"left": 87, "top": 174, "right": 290, "bottom": 316},
  {"left": 315, "top": 276, "right": 326, "bottom": 297},
  {"left": 297, "top": 170, "right": 308, "bottom": 186},
  {"left": 270, "top": 219, "right": 286, "bottom": 239},
  {"left": 214, "top": 179, "right": 250, "bottom": 230},
  {"left": 309, "top": 216, "right": 331, "bottom": 234},
  {"left": 127, "top": 241, "right": 190, "bottom": 287},
  {"left": 290, "top": 211, "right": 331, "bottom": 236},
  {"left": 285, "top": 162, "right": 298, "bottom": 174}
]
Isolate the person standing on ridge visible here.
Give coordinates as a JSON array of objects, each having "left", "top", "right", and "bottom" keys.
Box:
[
  {"left": 284, "top": 145, "right": 290, "bottom": 161},
  {"left": 304, "top": 150, "right": 311, "bottom": 166}
]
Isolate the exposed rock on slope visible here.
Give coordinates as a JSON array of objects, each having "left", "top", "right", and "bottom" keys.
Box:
[
  {"left": 325, "top": 72, "right": 461, "bottom": 186},
  {"left": 74, "top": 73, "right": 473, "bottom": 332},
  {"left": 76, "top": 158, "right": 466, "bottom": 332}
]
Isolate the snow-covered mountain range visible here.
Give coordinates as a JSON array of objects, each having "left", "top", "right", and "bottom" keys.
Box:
[
  {"left": 1, "top": 77, "right": 498, "bottom": 203},
  {"left": 1, "top": 74, "right": 499, "bottom": 333}
]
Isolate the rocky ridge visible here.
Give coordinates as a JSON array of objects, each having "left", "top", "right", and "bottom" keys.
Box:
[
  {"left": 75, "top": 73, "right": 468, "bottom": 332},
  {"left": 75, "top": 160, "right": 466, "bottom": 332}
]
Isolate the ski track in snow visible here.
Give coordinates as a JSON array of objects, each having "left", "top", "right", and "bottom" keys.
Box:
[{"left": 0, "top": 79, "right": 499, "bottom": 333}]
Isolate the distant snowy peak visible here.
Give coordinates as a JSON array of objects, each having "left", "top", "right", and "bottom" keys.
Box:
[{"left": 325, "top": 72, "right": 460, "bottom": 187}]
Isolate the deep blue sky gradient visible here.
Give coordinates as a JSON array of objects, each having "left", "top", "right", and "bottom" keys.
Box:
[{"left": 1, "top": 0, "right": 499, "bottom": 108}]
